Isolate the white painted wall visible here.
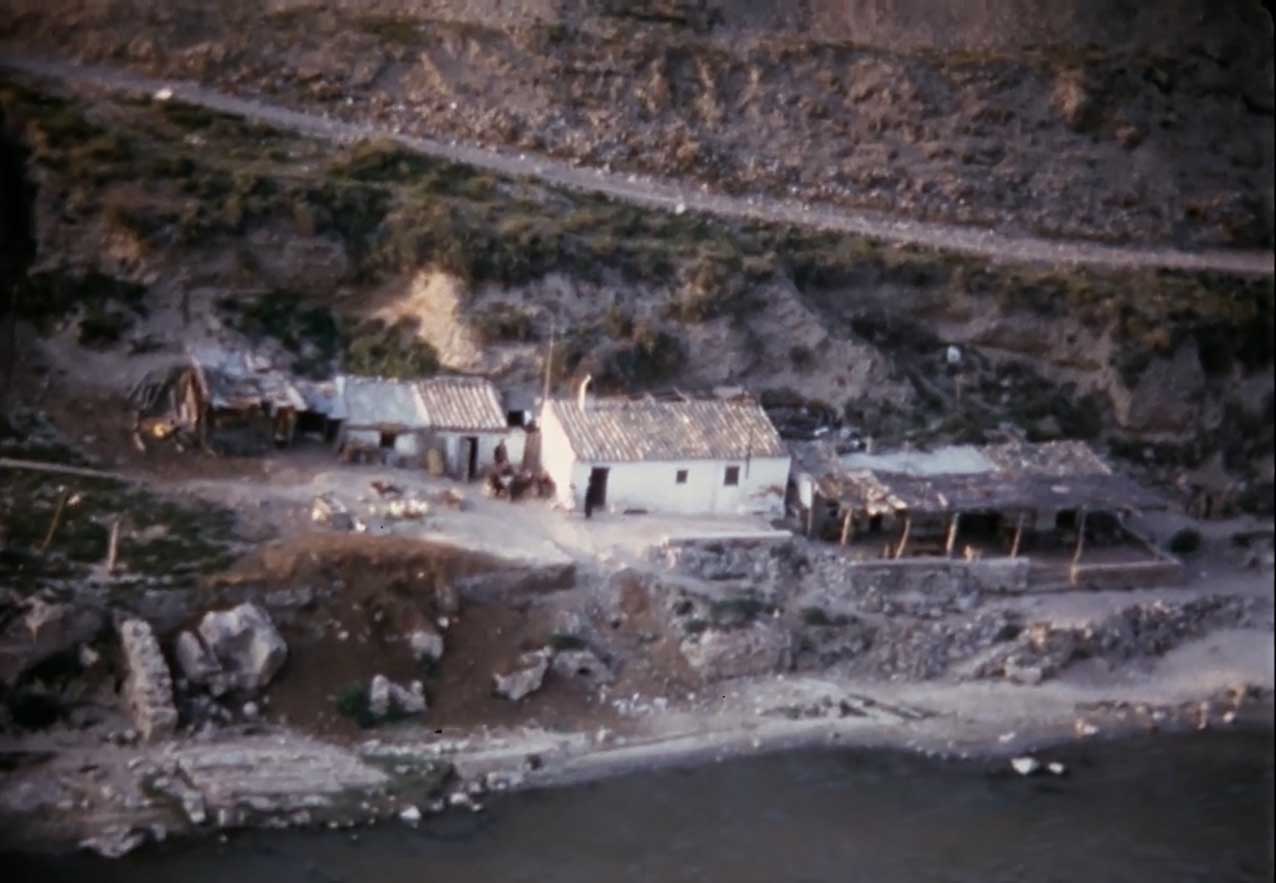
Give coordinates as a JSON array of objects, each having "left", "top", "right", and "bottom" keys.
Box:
[
  {"left": 565, "top": 456, "right": 790, "bottom": 517},
  {"left": 539, "top": 407, "right": 580, "bottom": 509},
  {"left": 437, "top": 430, "right": 508, "bottom": 477},
  {"left": 539, "top": 405, "right": 790, "bottom": 516}
]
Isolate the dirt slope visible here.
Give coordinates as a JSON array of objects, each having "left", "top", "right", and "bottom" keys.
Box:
[{"left": 3, "top": 0, "right": 1272, "bottom": 248}]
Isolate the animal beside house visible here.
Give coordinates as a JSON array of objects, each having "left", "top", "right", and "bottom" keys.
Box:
[{"left": 538, "top": 383, "right": 790, "bottom": 517}]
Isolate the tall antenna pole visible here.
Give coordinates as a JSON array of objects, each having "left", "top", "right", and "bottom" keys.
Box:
[{"left": 542, "top": 317, "right": 556, "bottom": 405}]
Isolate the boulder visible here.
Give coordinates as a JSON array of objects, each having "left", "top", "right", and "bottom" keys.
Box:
[
  {"left": 493, "top": 649, "right": 552, "bottom": 701},
  {"left": 174, "top": 630, "right": 222, "bottom": 691},
  {"left": 680, "top": 622, "right": 792, "bottom": 682},
  {"left": 408, "top": 629, "right": 445, "bottom": 664},
  {"left": 368, "top": 674, "right": 427, "bottom": 718},
  {"left": 1011, "top": 756, "right": 1041, "bottom": 776},
  {"left": 196, "top": 604, "right": 287, "bottom": 693},
  {"left": 118, "top": 619, "right": 178, "bottom": 742}
]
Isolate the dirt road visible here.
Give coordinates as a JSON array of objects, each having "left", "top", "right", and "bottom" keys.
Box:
[{"left": 2, "top": 50, "right": 1274, "bottom": 276}]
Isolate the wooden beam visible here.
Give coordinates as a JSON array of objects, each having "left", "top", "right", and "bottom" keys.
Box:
[
  {"left": 893, "top": 514, "right": 912, "bottom": 560},
  {"left": 944, "top": 512, "right": 961, "bottom": 558},
  {"left": 1, "top": 458, "right": 129, "bottom": 483},
  {"left": 1010, "top": 512, "right": 1026, "bottom": 559},
  {"left": 839, "top": 509, "right": 854, "bottom": 546},
  {"left": 1070, "top": 508, "right": 1088, "bottom": 585},
  {"left": 37, "top": 489, "right": 70, "bottom": 554},
  {"left": 105, "top": 517, "right": 121, "bottom": 575}
]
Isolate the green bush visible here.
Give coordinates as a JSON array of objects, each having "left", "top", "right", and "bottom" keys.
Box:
[
  {"left": 473, "top": 301, "right": 539, "bottom": 344},
  {"left": 343, "top": 318, "right": 439, "bottom": 379}
]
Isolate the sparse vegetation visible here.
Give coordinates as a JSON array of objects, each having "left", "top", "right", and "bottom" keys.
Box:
[{"left": 343, "top": 317, "right": 440, "bottom": 379}]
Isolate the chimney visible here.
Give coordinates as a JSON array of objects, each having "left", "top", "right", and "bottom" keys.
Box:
[{"left": 578, "top": 374, "right": 592, "bottom": 411}]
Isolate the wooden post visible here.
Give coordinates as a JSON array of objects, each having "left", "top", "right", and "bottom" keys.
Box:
[
  {"left": 38, "top": 489, "right": 70, "bottom": 554},
  {"left": 1010, "top": 512, "right": 1026, "bottom": 559},
  {"left": 806, "top": 502, "right": 815, "bottom": 538},
  {"left": 105, "top": 517, "right": 121, "bottom": 574},
  {"left": 1070, "top": 508, "right": 1088, "bottom": 584},
  {"left": 893, "top": 514, "right": 912, "bottom": 560},
  {"left": 944, "top": 512, "right": 961, "bottom": 558},
  {"left": 839, "top": 509, "right": 854, "bottom": 546}
]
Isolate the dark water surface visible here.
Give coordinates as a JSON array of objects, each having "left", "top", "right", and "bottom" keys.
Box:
[{"left": 9, "top": 730, "right": 1274, "bottom": 883}]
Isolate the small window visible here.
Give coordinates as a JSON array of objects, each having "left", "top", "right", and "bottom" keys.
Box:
[
  {"left": 379, "top": 431, "right": 396, "bottom": 449},
  {"left": 675, "top": 469, "right": 688, "bottom": 485},
  {"left": 724, "top": 465, "right": 740, "bottom": 487},
  {"left": 506, "top": 410, "right": 525, "bottom": 428}
]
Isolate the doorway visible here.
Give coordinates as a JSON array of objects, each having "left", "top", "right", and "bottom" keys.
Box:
[
  {"left": 587, "top": 467, "right": 610, "bottom": 510},
  {"left": 463, "top": 436, "right": 479, "bottom": 480}
]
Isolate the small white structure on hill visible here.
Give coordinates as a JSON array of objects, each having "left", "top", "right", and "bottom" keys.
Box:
[
  {"left": 336, "top": 374, "right": 516, "bottom": 477},
  {"left": 539, "top": 390, "right": 790, "bottom": 516},
  {"left": 336, "top": 376, "right": 431, "bottom": 464},
  {"left": 416, "top": 375, "right": 514, "bottom": 479}
]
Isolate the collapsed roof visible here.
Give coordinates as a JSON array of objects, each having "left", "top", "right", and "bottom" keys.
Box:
[{"left": 794, "top": 440, "right": 1166, "bottom": 515}]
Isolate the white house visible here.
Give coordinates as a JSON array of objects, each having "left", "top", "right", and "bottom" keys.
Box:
[
  {"left": 539, "top": 393, "right": 791, "bottom": 517},
  {"left": 415, "top": 376, "right": 516, "bottom": 479},
  {"left": 335, "top": 374, "right": 519, "bottom": 476},
  {"left": 336, "top": 376, "right": 432, "bottom": 464}
]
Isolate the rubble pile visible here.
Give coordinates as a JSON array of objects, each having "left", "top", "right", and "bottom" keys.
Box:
[
  {"left": 680, "top": 621, "right": 793, "bottom": 681},
  {"left": 493, "top": 649, "right": 552, "bottom": 701},
  {"left": 979, "top": 596, "right": 1269, "bottom": 685}
]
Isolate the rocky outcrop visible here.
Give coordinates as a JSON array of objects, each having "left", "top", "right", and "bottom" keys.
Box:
[
  {"left": 117, "top": 618, "right": 178, "bottom": 742},
  {"left": 680, "top": 622, "right": 792, "bottom": 681},
  {"left": 368, "top": 674, "right": 427, "bottom": 718},
  {"left": 551, "top": 649, "right": 615, "bottom": 688},
  {"left": 979, "top": 596, "right": 1269, "bottom": 685},
  {"left": 492, "top": 649, "right": 552, "bottom": 701},
  {"left": 1, "top": 594, "right": 105, "bottom": 686},
  {"left": 195, "top": 603, "right": 287, "bottom": 693},
  {"left": 408, "top": 629, "right": 445, "bottom": 664}
]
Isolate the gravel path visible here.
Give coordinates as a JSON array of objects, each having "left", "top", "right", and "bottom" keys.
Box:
[{"left": 4, "top": 51, "right": 1273, "bottom": 277}]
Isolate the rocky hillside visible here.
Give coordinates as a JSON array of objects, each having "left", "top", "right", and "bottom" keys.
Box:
[
  {"left": 3, "top": 0, "right": 1273, "bottom": 248},
  {"left": 1, "top": 76, "right": 1272, "bottom": 513}
]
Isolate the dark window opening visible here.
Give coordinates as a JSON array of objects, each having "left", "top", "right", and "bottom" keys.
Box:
[
  {"left": 1055, "top": 510, "right": 1077, "bottom": 531},
  {"left": 379, "top": 431, "right": 396, "bottom": 449},
  {"left": 506, "top": 410, "right": 525, "bottom": 428},
  {"left": 676, "top": 469, "right": 688, "bottom": 484},
  {"left": 869, "top": 514, "right": 883, "bottom": 533},
  {"left": 724, "top": 465, "right": 740, "bottom": 486}
]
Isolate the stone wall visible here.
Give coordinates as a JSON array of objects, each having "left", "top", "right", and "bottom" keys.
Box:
[{"left": 117, "top": 618, "right": 178, "bottom": 742}]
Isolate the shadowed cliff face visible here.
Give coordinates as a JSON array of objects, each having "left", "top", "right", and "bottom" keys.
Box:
[{"left": 0, "top": 114, "right": 37, "bottom": 405}]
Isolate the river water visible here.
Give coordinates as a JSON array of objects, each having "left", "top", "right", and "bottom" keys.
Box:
[{"left": 9, "top": 730, "right": 1274, "bottom": 882}]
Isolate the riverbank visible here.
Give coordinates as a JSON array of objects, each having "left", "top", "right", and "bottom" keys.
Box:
[
  {"left": 7, "top": 727, "right": 1274, "bottom": 883},
  {"left": 2, "top": 648, "right": 1271, "bottom": 857}
]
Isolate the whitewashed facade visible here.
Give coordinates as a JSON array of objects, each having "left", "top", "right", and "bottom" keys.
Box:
[{"left": 540, "top": 397, "right": 790, "bottom": 517}]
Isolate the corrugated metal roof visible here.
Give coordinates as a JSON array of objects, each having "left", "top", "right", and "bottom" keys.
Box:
[
  {"left": 416, "top": 376, "right": 506, "bottom": 432},
  {"left": 294, "top": 379, "right": 343, "bottom": 417},
  {"left": 548, "top": 397, "right": 787, "bottom": 463},
  {"left": 340, "top": 376, "right": 429, "bottom": 429},
  {"left": 188, "top": 344, "right": 305, "bottom": 411}
]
